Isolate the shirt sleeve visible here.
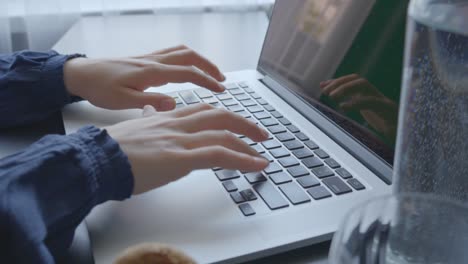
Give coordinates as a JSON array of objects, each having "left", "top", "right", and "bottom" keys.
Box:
[
  {"left": 0, "top": 50, "right": 84, "bottom": 128},
  {"left": 0, "top": 125, "right": 134, "bottom": 263}
]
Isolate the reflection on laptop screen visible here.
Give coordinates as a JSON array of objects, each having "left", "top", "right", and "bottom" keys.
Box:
[{"left": 259, "top": 0, "right": 409, "bottom": 165}]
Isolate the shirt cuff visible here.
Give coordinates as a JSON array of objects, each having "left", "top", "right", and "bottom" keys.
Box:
[
  {"left": 41, "top": 51, "right": 85, "bottom": 106},
  {"left": 69, "top": 125, "right": 134, "bottom": 204}
]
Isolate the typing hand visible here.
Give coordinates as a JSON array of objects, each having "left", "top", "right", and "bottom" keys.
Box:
[
  {"left": 63, "top": 45, "right": 225, "bottom": 111},
  {"left": 105, "top": 103, "right": 269, "bottom": 195}
]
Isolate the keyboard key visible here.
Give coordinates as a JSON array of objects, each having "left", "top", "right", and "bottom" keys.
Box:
[
  {"left": 237, "top": 110, "right": 251, "bottom": 118},
  {"left": 304, "top": 140, "right": 319, "bottom": 150},
  {"left": 174, "top": 97, "right": 183, "bottom": 104},
  {"left": 253, "top": 181, "right": 289, "bottom": 210},
  {"left": 278, "top": 117, "right": 291, "bottom": 125},
  {"left": 175, "top": 103, "right": 185, "bottom": 109},
  {"left": 239, "top": 203, "right": 255, "bottom": 216},
  {"left": 194, "top": 88, "right": 213, "bottom": 99},
  {"left": 241, "top": 99, "right": 257, "bottom": 107},
  {"left": 279, "top": 182, "right": 311, "bottom": 205},
  {"left": 241, "top": 137, "right": 257, "bottom": 146},
  {"left": 229, "top": 88, "right": 244, "bottom": 95},
  {"left": 347, "top": 178, "right": 365, "bottom": 190},
  {"left": 216, "top": 170, "right": 240, "bottom": 181},
  {"left": 216, "top": 93, "right": 233, "bottom": 101},
  {"left": 264, "top": 104, "right": 275, "bottom": 112},
  {"left": 270, "top": 147, "right": 290, "bottom": 158},
  {"left": 256, "top": 98, "right": 268, "bottom": 105},
  {"left": 252, "top": 144, "right": 265, "bottom": 153},
  {"left": 312, "top": 166, "right": 334, "bottom": 178},
  {"left": 276, "top": 132, "right": 295, "bottom": 142},
  {"left": 302, "top": 157, "right": 323, "bottom": 168},
  {"left": 278, "top": 156, "right": 299, "bottom": 168},
  {"left": 324, "top": 158, "right": 340, "bottom": 168},
  {"left": 261, "top": 152, "right": 274, "bottom": 162},
  {"left": 247, "top": 105, "right": 264, "bottom": 113},
  {"left": 287, "top": 165, "right": 310, "bottom": 177},
  {"left": 227, "top": 105, "right": 244, "bottom": 112},
  {"left": 254, "top": 112, "right": 271, "bottom": 120},
  {"left": 262, "top": 139, "right": 281, "bottom": 150},
  {"left": 314, "top": 149, "right": 330, "bottom": 159},
  {"left": 286, "top": 125, "right": 300, "bottom": 133},
  {"left": 260, "top": 118, "right": 279, "bottom": 127},
  {"left": 307, "top": 186, "right": 332, "bottom": 200},
  {"left": 225, "top": 83, "right": 238, "bottom": 89},
  {"left": 250, "top": 92, "right": 261, "bottom": 99},
  {"left": 323, "top": 176, "right": 352, "bottom": 195},
  {"left": 179, "top": 91, "right": 200, "bottom": 104},
  {"left": 212, "top": 167, "right": 222, "bottom": 171},
  {"left": 269, "top": 171, "right": 292, "bottom": 184},
  {"left": 336, "top": 168, "right": 353, "bottom": 179},
  {"left": 245, "top": 87, "right": 255, "bottom": 93},
  {"left": 264, "top": 162, "right": 283, "bottom": 174},
  {"left": 284, "top": 140, "right": 304, "bottom": 150},
  {"left": 271, "top": 111, "right": 283, "bottom": 118},
  {"left": 203, "top": 97, "right": 218, "bottom": 104},
  {"left": 234, "top": 93, "right": 250, "bottom": 101},
  {"left": 245, "top": 172, "right": 267, "bottom": 184},
  {"left": 240, "top": 189, "right": 258, "bottom": 201},
  {"left": 267, "top": 125, "right": 287, "bottom": 134},
  {"left": 222, "top": 99, "right": 238, "bottom": 107},
  {"left": 222, "top": 180, "right": 238, "bottom": 192},
  {"left": 297, "top": 176, "right": 320, "bottom": 188},
  {"left": 230, "top": 192, "right": 245, "bottom": 203},
  {"left": 238, "top": 82, "right": 249, "bottom": 88},
  {"left": 293, "top": 148, "right": 314, "bottom": 159},
  {"left": 212, "top": 102, "right": 222, "bottom": 108},
  {"left": 296, "top": 132, "right": 309, "bottom": 141}
]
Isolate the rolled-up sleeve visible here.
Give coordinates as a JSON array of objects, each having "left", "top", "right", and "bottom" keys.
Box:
[
  {"left": 0, "top": 126, "right": 134, "bottom": 263},
  {"left": 0, "top": 50, "right": 83, "bottom": 128}
]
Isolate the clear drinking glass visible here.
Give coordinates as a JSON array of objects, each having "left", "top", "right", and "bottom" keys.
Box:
[
  {"left": 393, "top": 0, "right": 468, "bottom": 201},
  {"left": 329, "top": 194, "right": 468, "bottom": 264}
]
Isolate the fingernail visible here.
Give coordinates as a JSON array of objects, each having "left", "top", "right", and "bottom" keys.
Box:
[
  {"left": 254, "top": 157, "right": 268, "bottom": 165},
  {"left": 218, "top": 83, "right": 226, "bottom": 91},
  {"left": 261, "top": 129, "right": 269, "bottom": 138},
  {"left": 161, "top": 98, "right": 175, "bottom": 110}
]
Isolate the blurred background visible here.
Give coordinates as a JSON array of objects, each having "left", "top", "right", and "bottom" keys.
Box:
[{"left": 0, "top": 0, "right": 274, "bottom": 53}]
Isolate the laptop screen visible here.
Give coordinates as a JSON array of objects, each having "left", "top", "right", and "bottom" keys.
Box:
[{"left": 258, "top": 0, "right": 409, "bottom": 165}]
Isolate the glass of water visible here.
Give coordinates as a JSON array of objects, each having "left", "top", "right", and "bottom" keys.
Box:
[{"left": 329, "top": 193, "right": 468, "bottom": 264}]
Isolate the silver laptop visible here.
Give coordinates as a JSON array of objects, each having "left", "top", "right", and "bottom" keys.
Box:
[{"left": 63, "top": 0, "right": 407, "bottom": 262}]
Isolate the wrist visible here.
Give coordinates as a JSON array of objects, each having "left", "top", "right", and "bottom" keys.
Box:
[{"left": 64, "top": 56, "right": 88, "bottom": 98}]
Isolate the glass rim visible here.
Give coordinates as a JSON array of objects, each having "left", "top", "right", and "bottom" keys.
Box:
[{"left": 342, "top": 192, "right": 468, "bottom": 219}]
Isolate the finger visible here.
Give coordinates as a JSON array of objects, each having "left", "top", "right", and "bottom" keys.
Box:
[
  {"left": 142, "top": 105, "right": 157, "bottom": 117},
  {"left": 319, "top": 79, "right": 333, "bottom": 88},
  {"left": 176, "top": 108, "right": 269, "bottom": 142},
  {"left": 181, "top": 146, "right": 269, "bottom": 172},
  {"left": 151, "top": 45, "right": 188, "bottom": 55},
  {"left": 157, "top": 49, "right": 225, "bottom": 81},
  {"left": 169, "top": 103, "right": 215, "bottom": 118},
  {"left": 183, "top": 130, "right": 261, "bottom": 157},
  {"left": 329, "top": 78, "right": 376, "bottom": 100},
  {"left": 148, "top": 64, "right": 225, "bottom": 93},
  {"left": 321, "top": 74, "right": 360, "bottom": 96},
  {"left": 118, "top": 89, "right": 176, "bottom": 111}
]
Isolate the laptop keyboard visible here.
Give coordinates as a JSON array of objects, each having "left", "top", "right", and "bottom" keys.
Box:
[{"left": 169, "top": 82, "right": 366, "bottom": 216}]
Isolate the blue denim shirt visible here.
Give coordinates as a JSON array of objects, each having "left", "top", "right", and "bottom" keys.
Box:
[{"left": 0, "top": 50, "right": 134, "bottom": 263}]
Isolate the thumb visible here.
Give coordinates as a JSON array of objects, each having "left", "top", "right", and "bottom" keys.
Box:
[
  {"left": 124, "top": 89, "right": 176, "bottom": 111},
  {"left": 142, "top": 105, "right": 157, "bottom": 117}
]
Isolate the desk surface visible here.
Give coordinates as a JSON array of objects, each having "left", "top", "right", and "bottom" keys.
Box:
[{"left": 54, "top": 12, "right": 329, "bottom": 264}]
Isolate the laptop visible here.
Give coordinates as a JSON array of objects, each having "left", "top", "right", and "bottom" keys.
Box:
[{"left": 62, "top": 0, "right": 408, "bottom": 263}]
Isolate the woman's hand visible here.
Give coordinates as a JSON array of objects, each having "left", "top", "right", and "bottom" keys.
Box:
[
  {"left": 105, "top": 103, "right": 270, "bottom": 195},
  {"left": 63, "top": 45, "right": 225, "bottom": 111}
]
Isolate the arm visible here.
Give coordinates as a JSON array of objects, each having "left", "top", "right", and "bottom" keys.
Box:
[
  {"left": 0, "top": 50, "right": 84, "bottom": 128},
  {"left": 0, "top": 126, "right": 133, "bottom": 262}
]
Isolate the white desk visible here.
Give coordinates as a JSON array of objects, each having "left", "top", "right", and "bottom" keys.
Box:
[{"left": 54, "top": 12, "right": 329, "bottom": 264}]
